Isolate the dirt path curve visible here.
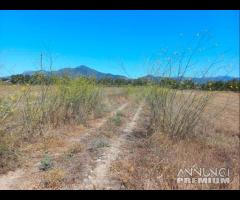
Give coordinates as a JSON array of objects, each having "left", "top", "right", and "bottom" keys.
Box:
[
  {"left": 80, "top": 102, "right": 144, "bottom": 190},
  {"left": 0, "top": 102, "right": 129, "bottom": 190},
  {"left": 68, "top": 102, "right": 128, "bottom": 144}
]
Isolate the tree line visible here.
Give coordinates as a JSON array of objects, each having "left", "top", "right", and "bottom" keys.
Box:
[
  {"left": 94, "top": 77, "right": 239, "bottom": 91},
  {"left": 1, "top": 74, "right": 239, "bottom": 92}
]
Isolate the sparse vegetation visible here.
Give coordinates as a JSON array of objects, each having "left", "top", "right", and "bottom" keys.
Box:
[
  {"left": 0, "top": 76, "right": 103, "bottom": 173},
  {"left": 112, "top": 112, "right": 123, "bottom": 126},
  {"left": 90, "top": 137, "right": 110, "bottom": 150},
  {"left": 0, "top": 69, "right": 238, "bottom": 190},
  {"left": 64, "top": 143, "right": 84, "bottom": 159},
  {"left": 39, "top": 153, "right": 54, "bottom": 171},
  {"left": 0, "top": 143, "right": 19, "bottom": 174},
  {"left": 0, "top": 82, "right": 239, "bottom": 189},
  {"left": 111, "top": 92, "right": 239, "bottom": 189},
  {"left": 40, "top": 168, "right": 66, "bottom": 189}
]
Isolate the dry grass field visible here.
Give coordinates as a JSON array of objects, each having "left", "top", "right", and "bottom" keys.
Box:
[
  {"left": 0, "top": 83, "right": 239, "bottom": 190},
  {"left": 111, "top": 91, "right": 239, "bottom": 189}
]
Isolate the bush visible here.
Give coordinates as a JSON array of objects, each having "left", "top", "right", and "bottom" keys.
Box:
[
  {"left": 39, "top": 153, "right": 54, "bottom": 171},
  {"left": 17, "top": 76, "right": 103, "bottom": 138},
  {"left": 53, "top": 77, "right": 103, "bottom": 124},
  {"left": 112, "top": 112, "right": 122, "bottom": 126},
  {"left": 147, "top": 85, "right": 211, "bottom": 139}
]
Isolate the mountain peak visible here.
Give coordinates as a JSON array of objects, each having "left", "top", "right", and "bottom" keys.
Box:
[
  {"left": 22, "top": 65, "right": 128, "bottom": 80},
  {"left": 76, "top": 65, "right": 91, "bottom": 69}
]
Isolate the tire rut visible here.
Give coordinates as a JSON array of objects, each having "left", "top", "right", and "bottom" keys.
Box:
[{"left": 79, "top": 102, "right": 144, "bottom": 190}]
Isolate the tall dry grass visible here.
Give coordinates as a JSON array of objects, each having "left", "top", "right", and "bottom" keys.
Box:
[
  {"left": 146, "top": 86, "right": 212, "bottom": 139},
  {"left": 0, "top": 76, "right": 103, "bottom": 173},
  {"left": 19, "top": 76, "right": 102, "bottom": 137}
]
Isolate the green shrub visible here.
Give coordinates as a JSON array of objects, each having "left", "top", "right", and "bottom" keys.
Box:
[
  {"left": 113, "top": 112, "right": 122, "bottom": 126},
  {"left": 39, "top": 153, "right": 54, "bottom": 171}
]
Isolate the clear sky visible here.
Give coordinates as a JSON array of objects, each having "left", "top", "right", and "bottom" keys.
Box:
[{"left": 0, "top": 10, "right": 239, "bottom": 78}]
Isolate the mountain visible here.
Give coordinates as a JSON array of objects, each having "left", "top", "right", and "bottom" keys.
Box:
[
  {"left": 191, "top": 76, "right": 238, "bottom": 84},
  {"left": 6, "top": 66, "right": 238, "bottom": 83},
  {"left": 23, "top": 65, "right": 128, "bottom": 80}
]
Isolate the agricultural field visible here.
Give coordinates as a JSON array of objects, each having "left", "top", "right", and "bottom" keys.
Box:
[{"left": 0, "top": 80, "right": 239, "bottom": 190}]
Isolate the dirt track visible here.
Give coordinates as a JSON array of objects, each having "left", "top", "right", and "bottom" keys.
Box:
[
  {"left": 0, "top": 102, "right": 130, "bottom": 190},
  {"left": 79, "top": 102, "right": 144, "bottom": 189}
]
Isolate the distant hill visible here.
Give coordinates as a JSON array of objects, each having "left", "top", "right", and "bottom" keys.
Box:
[
  {"left": 23, "top": 65, "right": 128, "bottom": 80},
  {"left": 140, "top": 75, "right": 238, "bottom": 84},
  {"left": 2, "top": 65, "right": 238, "bottom": 83}
]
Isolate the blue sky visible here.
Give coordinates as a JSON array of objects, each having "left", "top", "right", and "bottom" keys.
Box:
[{"left": 0, "top": 10, "right": 239, "bottom": 78}]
